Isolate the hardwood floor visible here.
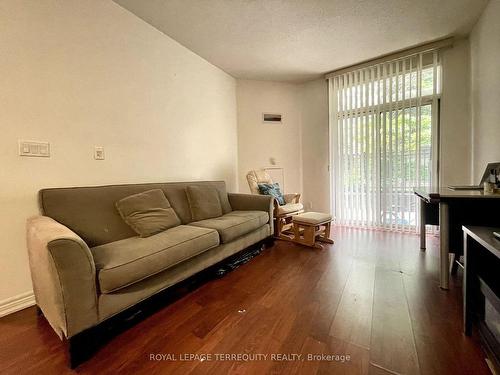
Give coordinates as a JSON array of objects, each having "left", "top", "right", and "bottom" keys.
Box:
[{"left": 0, "top": 227, "right": 491, "bottom": 374}]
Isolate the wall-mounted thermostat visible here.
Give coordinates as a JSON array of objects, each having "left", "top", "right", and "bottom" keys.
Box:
[
  {"left": 94, "top": 146, "right": 105, "bottom": 160},
  {"left": 19, "top": 140, "right": 50, "bottom": 157}
]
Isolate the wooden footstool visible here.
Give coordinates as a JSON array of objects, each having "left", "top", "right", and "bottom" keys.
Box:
[{"left": 292, "top": 212, "right": 334, "bottom": 249}]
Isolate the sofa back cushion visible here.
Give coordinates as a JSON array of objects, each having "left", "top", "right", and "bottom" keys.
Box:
[
  {"left": 115, "top": 189, "right": 181, "bottom": 238},
  {"left": 39, "top": 181, "right": 231, "bottom": 247},
  {"left": 186, "top": 185, "right": 223, "bottom": 221}
]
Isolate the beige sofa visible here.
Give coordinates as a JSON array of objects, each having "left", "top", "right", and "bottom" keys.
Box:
[{"left": 26, "top": 181, "right": 273, "bottom": 367}]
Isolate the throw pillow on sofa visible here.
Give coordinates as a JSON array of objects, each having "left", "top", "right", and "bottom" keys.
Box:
[
  {"left": 186, "top": 185, "right": 223, "bottom": 221},
  {"left": 115, "top": 189, "right": 181, "bottom": 237},
  {"left": 258, "top": 183, "right": 285, "bottom": 205}
]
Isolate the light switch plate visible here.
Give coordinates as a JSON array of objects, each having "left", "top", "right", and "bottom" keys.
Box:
[
  {"left": 94, "top": 146, "right": 105, "bottom": 160},
  {"left": 19, "top": 140, "right": 50, "bottom": 157}
]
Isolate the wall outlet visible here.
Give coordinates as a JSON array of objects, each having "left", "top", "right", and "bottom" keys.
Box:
[
  {"left": 19, "top": 140, "right": 50, "bottom": 157},
  {"left": 94, "top": 146, "right": 105, "bottom": 160},
  {"left": 307, "top": 202, "right": 313, "bottom": 209}
]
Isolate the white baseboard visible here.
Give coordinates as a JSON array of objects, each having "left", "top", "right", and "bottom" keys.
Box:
[{"left": 0, "top": 291, "right": 35, "bottom": 318}]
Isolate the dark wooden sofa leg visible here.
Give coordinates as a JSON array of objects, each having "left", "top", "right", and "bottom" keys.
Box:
[
  {"left": 65, "top": 328, "right": 98, "bottom": 369},
  {"left": 35, "top": 305, "right": 43, "bottom": 316},
  {"left": 264, "top": 236, "right": 275, "bottom": 248}
]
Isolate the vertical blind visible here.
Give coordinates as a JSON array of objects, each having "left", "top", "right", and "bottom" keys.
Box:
[{"left": 329, "top": 50, "right": 441, "bottom": 231}]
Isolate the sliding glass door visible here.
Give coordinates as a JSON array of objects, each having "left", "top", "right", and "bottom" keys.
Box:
[{"left": 329, "top": 51, "right": 440, "bottom": 231}]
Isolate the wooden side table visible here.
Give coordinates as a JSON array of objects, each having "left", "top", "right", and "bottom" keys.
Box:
[{"left": 292, "top": 212, "right": 334, "bottom": 249}]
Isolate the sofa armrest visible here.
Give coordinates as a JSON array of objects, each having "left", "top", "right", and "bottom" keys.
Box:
[
  {"left": 284, "top": 193, "right": 301, "bottom": 204},
  {"left": 228, "top": 193, "right": 274, "bottom": 234},
  {"left": 27, "top": 216, "right": 98, "bottom": 339}
]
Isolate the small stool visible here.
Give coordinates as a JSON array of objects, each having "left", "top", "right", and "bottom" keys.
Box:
[{"left": 292, "top": 212, "right": 334, "bottom": 249}]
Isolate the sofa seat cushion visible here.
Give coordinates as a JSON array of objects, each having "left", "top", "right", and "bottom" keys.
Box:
[
  {"left": 189, "top": 210, "right": 269, "bottom": 244},
  {"left": 91, "top": 225, "right": 219, "bottom": 293},
  {"left": 276, "top": 202, "right": 304, "bottom": 215}
]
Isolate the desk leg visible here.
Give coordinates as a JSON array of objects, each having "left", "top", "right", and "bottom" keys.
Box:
[
  {"left": 463, "top": 232, "right": 473, "bottom": 335},
  {"left": 439, "top": 202, "right": 450, "bottom": 290},
  {"left": 419, "top": 199, "right": 426, "bottom": 250}
]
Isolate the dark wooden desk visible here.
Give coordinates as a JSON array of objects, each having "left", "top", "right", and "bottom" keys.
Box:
[
  {"left": 463, "top": 226, "right": 500, "bottom": 372},
  {"left": 414, "top": 187, "right": 500, "bottom": 289}
]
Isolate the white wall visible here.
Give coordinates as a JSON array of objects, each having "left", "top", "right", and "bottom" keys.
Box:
[
  {"left": 236, "top": 80, "right": 302, "bottom": 194},
  {"left": 236, "top": 40, "right": 472, "bottom": 213},
  {"left": 236, "top": 79, "right": 330, "bottom": 212},
  {"left": 440, "top": 39, "right": 472, "bottom": 186},
  {"left": 300, "top": 79, "right": 330, "bottom": 212},
  {"left": 470, "top": 0, "right": 500, "bottom": 181},
  {"left": 0, "top": 0, "right": 238, "bottom": 304}
]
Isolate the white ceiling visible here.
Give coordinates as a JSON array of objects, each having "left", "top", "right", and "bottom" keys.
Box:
[{"left": 114, "top": 0, "right": 488, "bottom": 82}]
